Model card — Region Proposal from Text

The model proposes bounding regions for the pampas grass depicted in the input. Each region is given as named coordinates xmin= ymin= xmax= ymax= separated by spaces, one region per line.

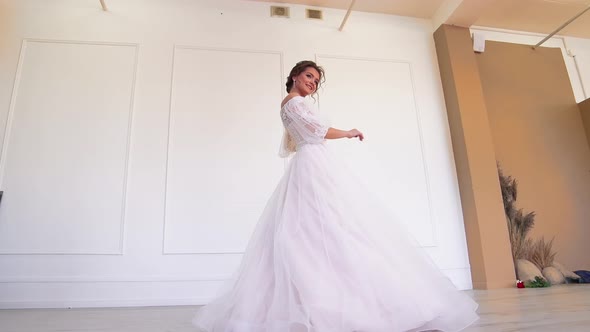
xmin=498 ymin=165 xmax=558 ymax=273
xmin=527 ymin=237 xmax=557 ymax=270
xmin=498 ymin=166 xmax=536 ymax=261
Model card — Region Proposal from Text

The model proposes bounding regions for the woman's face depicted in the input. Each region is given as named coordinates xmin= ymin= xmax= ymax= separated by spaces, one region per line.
xmin=293 ymin=67 xmax=320 ymax=96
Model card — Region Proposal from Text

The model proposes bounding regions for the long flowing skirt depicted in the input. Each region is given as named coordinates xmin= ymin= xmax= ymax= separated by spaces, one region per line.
xmin=193 ymin=143 xmax=479 ymax=332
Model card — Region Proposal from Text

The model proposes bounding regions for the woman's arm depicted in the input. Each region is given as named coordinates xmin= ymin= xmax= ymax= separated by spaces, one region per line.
xmin=325 ymin=127 xmax=364 ymax=141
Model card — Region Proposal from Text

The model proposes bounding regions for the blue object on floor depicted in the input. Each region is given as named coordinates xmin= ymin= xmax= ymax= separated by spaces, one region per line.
xmin=574 ymin=270 xmax=590 ymax=283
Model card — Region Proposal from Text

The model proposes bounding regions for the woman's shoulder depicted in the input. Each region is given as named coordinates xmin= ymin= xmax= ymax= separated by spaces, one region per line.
xmin=281 ymin=94 xmax=305 ymax=109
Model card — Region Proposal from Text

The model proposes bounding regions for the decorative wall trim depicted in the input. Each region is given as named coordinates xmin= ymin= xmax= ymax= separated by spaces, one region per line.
xmin=0 ymin=38 xmax=139 ymax=255
xmin=161 ymin=46 xmax=283 ymax=255
xmin=0 ymin=265 xmax=468 ymax=284
xmin=470 ymin=26 xmax=588 ymax=100
xmin=315 ymin=54 xmax=438 ymax=248
xmin=0 ymin=266 xmax=471 ymax=309
xmin=0 ymin=275 xmax=229 ymax=283
xmin=0 ymin=297 xmax=211 ymax=309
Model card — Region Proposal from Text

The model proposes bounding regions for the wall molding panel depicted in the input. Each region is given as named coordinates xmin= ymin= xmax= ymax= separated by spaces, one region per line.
xmin=0 ymin=39 xmax=139 ymax=255
xmin=316 ymin=54 xmax=438 ymax=247
xmin=0 ymin=0 xmax=487 ymax=307
xmin=162 ymin=46 xmax=284 ymax=255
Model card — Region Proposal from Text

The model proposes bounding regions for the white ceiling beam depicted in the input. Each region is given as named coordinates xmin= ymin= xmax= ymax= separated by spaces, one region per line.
xmin=432 ymin=0 xmax=497 ymax=31
xmin=338 ymin=0 xmax=356 ymax=31
xmin=432 ymin=0 xmax=465 ymax=30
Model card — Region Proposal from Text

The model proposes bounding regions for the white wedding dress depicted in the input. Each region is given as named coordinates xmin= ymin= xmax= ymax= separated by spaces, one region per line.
xmin=193 ymin=96 xmax=479 ymax=332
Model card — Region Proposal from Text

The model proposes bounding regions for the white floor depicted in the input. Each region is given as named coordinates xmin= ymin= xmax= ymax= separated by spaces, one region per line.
xmin=466 ymin=284 xmax=590 ymax=331
xmin=1 ymin=284 xmax=589 ymax=332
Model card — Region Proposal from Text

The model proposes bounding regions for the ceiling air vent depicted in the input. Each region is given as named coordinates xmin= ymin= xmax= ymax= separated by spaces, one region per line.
xmin=306 ymin=8 xmax=323 ymax=20
xmin=270 ymin=6 xmax=290 ymax=18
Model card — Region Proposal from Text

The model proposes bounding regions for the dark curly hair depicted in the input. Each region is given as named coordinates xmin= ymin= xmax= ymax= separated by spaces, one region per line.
xmin=286 ymin=60 xmax=325 ymax=95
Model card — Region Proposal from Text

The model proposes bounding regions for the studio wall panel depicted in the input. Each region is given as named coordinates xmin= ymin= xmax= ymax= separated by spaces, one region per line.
xmin=0 ymin=40 xmax=138 ymax=254
xmin=163 ymin=47 xmax=284 ymax=254
xmin=0 ymin=0 xmax=483 ymax=307
xmin=316 ymin=55 xmax=436 ymax=246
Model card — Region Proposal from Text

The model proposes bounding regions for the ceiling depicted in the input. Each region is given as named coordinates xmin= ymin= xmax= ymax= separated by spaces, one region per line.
xmin=248 ymin=0 xmax=590 ymax=38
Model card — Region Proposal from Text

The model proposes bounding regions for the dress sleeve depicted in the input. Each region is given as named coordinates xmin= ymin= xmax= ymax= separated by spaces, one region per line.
xmin=278 ymin=97 xmax=329 ymax=158
xmin=282 ymin=98 xmax=329 ymax=144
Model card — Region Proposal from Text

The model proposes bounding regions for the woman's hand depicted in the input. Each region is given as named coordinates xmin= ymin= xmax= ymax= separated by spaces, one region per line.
xmin=347 ymin=129 xmax=364 ymax=141
xmin=325 ymin=127 xmax=364 ymax=141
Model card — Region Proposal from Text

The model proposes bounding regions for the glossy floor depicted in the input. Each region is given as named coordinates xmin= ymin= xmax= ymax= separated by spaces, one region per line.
xmin=1 ymin=284 xmax=588 ymax=331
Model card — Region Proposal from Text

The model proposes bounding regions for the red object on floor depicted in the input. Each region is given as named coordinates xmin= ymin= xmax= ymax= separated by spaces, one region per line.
xmin=516 ymin=280 xmax=525 ymax=288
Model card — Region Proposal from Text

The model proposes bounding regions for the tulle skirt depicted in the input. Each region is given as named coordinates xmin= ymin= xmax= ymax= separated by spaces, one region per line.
xmin=193 ymin=143 xmax=478 ymax=332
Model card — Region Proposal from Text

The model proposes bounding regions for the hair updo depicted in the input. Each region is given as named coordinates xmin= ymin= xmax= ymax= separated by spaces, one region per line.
xmin=285 ymin=60 xmax=325 ymax=94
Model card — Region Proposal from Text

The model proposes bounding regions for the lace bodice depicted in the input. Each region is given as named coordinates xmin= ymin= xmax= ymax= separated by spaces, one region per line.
xmin=279 ymin=96 xmax=329 ymax=157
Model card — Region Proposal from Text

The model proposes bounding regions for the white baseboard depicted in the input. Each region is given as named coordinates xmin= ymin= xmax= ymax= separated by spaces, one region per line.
xmin=0 ymin=268 xmax=473 ymax=309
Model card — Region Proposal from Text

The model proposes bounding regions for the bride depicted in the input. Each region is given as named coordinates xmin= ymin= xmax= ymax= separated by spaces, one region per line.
xmin=193 ymin=60 xmax=479 ymax=332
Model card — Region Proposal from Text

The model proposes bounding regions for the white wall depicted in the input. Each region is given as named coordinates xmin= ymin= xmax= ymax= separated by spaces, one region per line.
xmin=470 ymin=26 xmax=590 ymax=102
xmin=565 ymin=36 xmax=590 ymax=101
xmin=0 ymin=0 xmax=473 ymax=308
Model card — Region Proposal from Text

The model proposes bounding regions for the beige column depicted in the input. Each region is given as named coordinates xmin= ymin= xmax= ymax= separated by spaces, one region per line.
xmin=433 ymin=25 xmax=515 ymax=289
